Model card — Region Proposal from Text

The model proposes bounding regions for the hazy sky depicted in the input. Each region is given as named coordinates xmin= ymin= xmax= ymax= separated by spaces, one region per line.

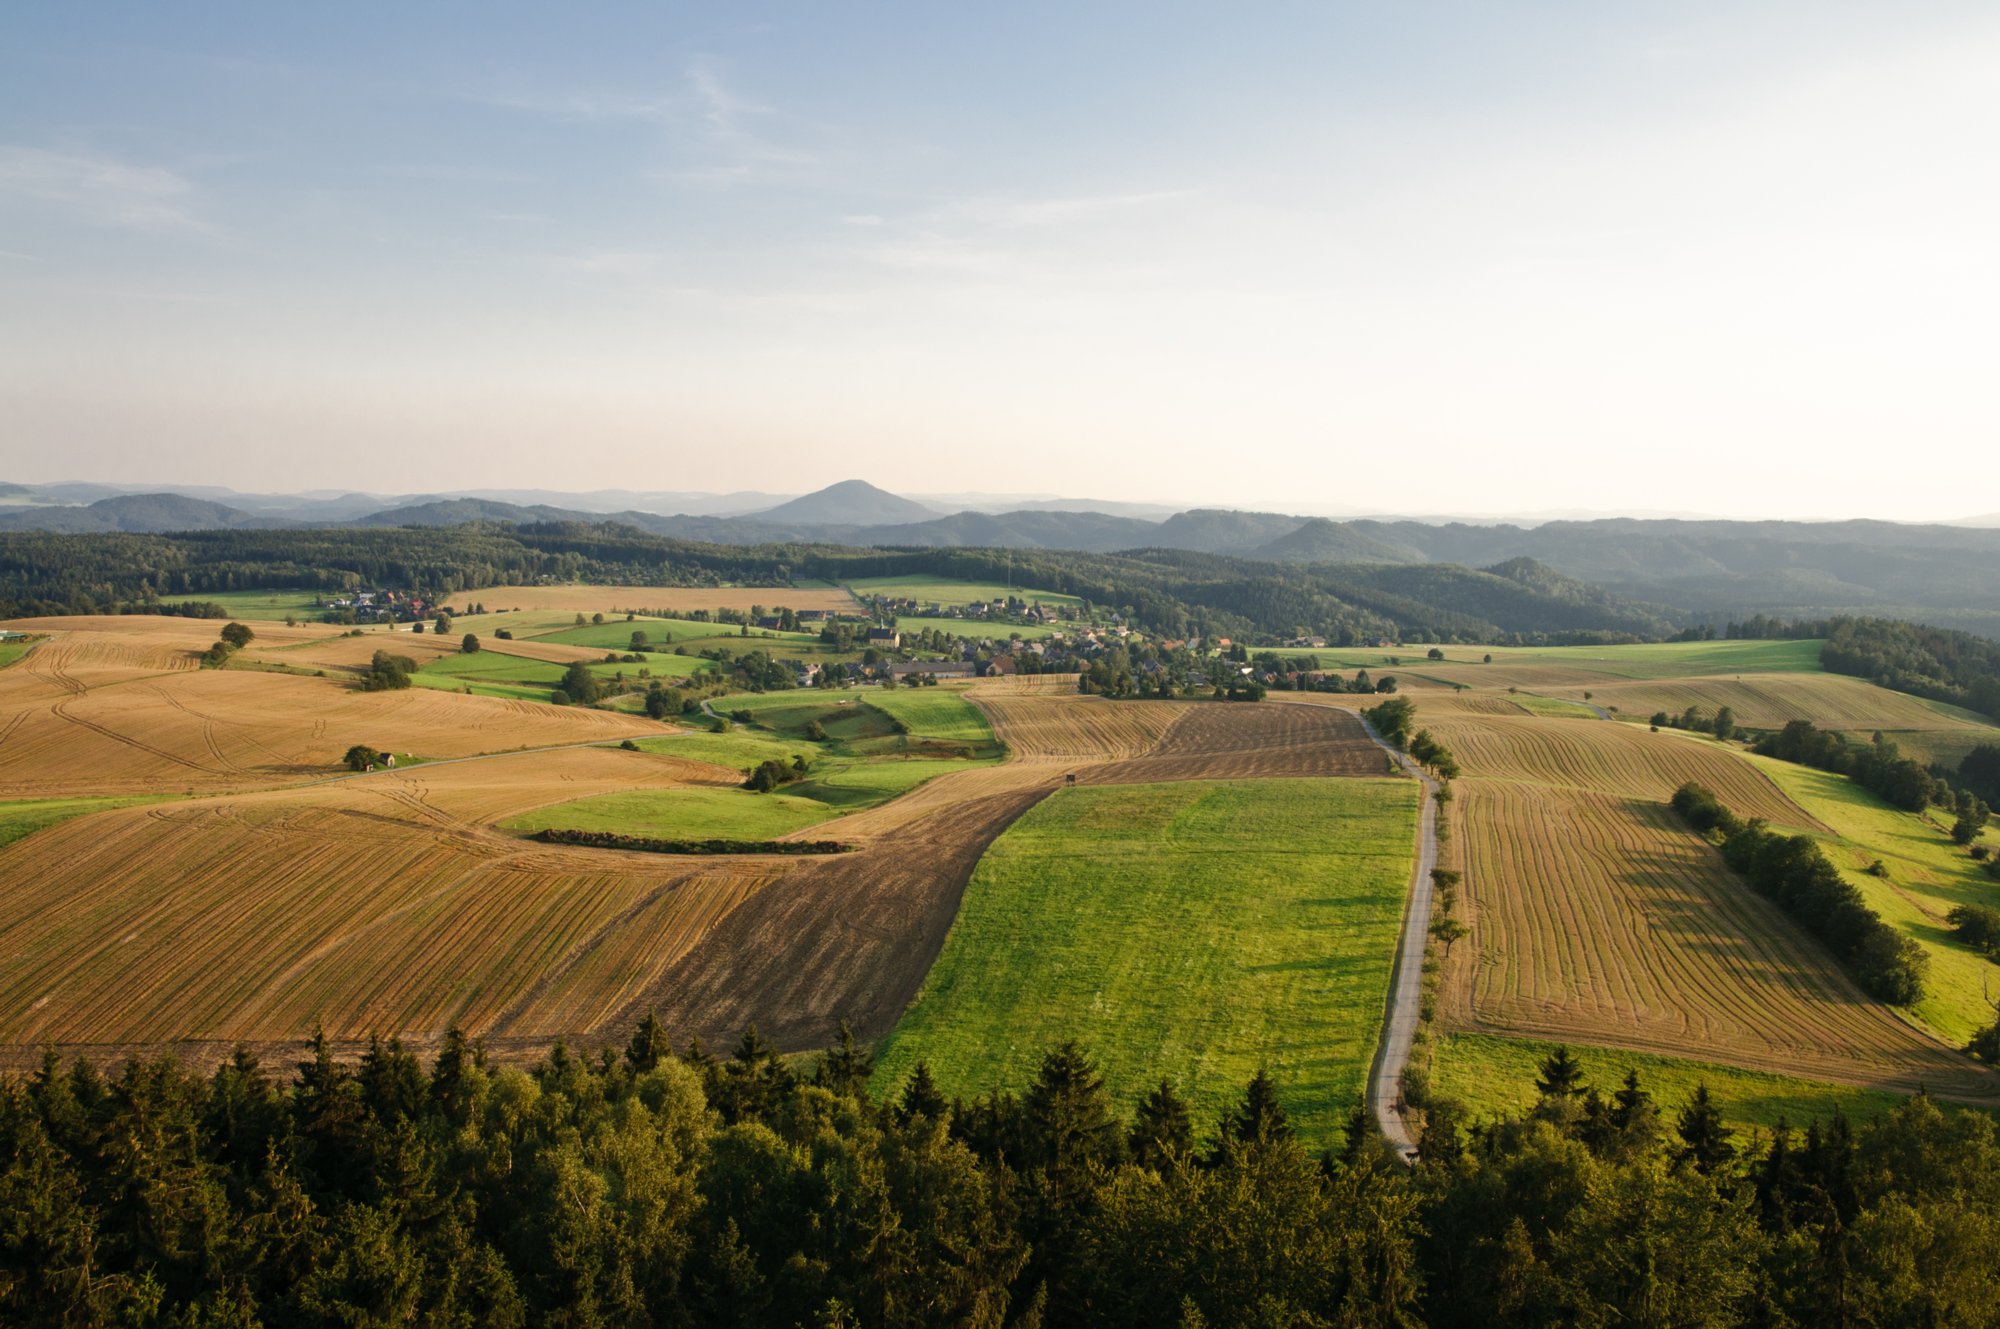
xmin=3 ymin=3 xmax=1995 ymax=519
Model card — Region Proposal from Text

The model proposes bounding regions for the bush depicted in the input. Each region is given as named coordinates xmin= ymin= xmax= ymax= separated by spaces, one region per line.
xmin=361 ymin=650 xmax=416 ymax=691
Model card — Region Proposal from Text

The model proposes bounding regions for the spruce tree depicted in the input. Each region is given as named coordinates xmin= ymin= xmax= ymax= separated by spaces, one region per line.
xmin=896 ymin=1061 xmax=948 ymax=1125
xmin=1220 ymin=1066 xmax=1292 ymax=1150
xmin=814 ymin=1021 xmax=873 ymax=1098
xmin=1129 ymin=1078 xmax=1194 ymax=1167
xmin=626 ymin=1011 xmax=671 ymax=1073
xmin=1535 ymin=1046 xmax=1585 ymax=1101
xmin=1675 ymin=1084 xmax=1737 ymax=1175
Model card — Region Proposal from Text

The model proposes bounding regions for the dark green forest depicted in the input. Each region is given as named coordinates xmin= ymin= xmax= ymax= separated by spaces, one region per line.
xmin=6 ymin=1029 xmax=2000 ymax=1327
xmin=0 ymin=523 xmax=1681 ymax=647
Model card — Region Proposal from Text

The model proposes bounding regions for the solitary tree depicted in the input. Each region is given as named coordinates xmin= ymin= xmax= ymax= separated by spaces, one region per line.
xmin=1430 ymin=916 xmax=1469 ymax=960
xmin=219 ymin=621 xmax=254 ymax=648
xmin=460 ymin=633 xmax=480 ymax=654
xmin=343 ymin=744 xmax=378 ymax=772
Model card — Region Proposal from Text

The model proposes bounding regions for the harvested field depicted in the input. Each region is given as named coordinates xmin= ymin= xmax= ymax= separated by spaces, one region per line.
xmin=0 ymin=655 xmax=660 ymax=798
xmin=1423 ymin=712 xmax=1811 ymax=826
xmin=1443 ymin=779 xmax=1991 ymax=1096
xmin=1083 ymin=701 xmax=1389 ymax=784
xmin=970 ymin=690 xmax=1188 ymax=763
xmin=1580 ymin=673 xmax=1993 ymax=734
xmin=468 ymin=584 xmax=854 ymax=615
xmin=0 ymin=748 xmax=771 ymax=1048
xmin=0 ymin=631 xmax=1424 ymax=1062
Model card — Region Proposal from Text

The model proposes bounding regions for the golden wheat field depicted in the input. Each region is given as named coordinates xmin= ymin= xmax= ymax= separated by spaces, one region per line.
xmin=1422 ymin=712 xmax=1811 ymax=825
xmin=1415 ymin=695 xmax=2000 ymax=1098
xmin=1571 ymin=673 xmax=1981 ymax=732
xmin=0 ymin=747 xmax=771 ymax=1048
xmin=0 ymin=620 xmax=661 ymax=798
xmin=1443 ymin=779 xmax=1988 ymax=1094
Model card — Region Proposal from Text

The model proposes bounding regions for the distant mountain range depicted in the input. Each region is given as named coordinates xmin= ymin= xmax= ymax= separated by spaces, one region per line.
xmin=5 ymin=477 xmax=2000 ymax=637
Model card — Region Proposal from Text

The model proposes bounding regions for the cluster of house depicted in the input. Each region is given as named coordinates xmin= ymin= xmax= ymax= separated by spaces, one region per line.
xmin=866 ymin=594 xmax=1068 ymax=626
xmin=323 ymin=589 xmax=434 ymax=622
xmin=749 ymin=609 xmax=837 ymax=630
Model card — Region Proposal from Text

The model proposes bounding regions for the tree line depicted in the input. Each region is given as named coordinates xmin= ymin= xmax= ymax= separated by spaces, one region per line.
xmin=10 ymin=1024 xmax=2000 ymax=1326
xmin=1670 ymin=783 xmax=1929 ymax=1005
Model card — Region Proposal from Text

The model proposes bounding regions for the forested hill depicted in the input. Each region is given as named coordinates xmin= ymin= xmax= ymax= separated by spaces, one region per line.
xmin=0 ymin=524 xmax=1681 ymax=646
xmin=5 ymin=485 xmax=1997 ymax=634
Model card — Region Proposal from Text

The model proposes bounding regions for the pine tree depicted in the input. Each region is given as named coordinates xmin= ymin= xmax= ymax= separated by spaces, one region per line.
xmin=1220 ymin=1066 xmax=1292 ymax=1150
xmin=1021 ymin=1042 xmax=1123 ymax=1179
xmin=1675 ymin=1084 xmax=1737 ymax=1175
xmin=1129 ymin=1078 xmax=1193 ymax=1167
xmin=626 ymin=1011 xmax=671 ymax=1072
xmin=814 ymin=1020 xmax=873 ymax=1098
xmin=896 ymin=1061 xmax=948 ymax=1125
xmin=1535 ymin=1046 xmax=1585 ymax=1101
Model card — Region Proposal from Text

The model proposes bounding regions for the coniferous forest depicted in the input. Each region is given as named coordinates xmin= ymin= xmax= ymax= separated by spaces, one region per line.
xmin=6 ymin=1026 xmax=1999 ymax=1327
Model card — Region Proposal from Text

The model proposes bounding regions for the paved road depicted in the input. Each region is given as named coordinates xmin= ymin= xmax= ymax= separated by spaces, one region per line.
xmin=1358 ymin=715 xmax=1441 ymax=1162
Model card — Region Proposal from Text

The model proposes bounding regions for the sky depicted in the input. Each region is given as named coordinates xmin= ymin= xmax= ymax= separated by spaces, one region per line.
xmin=2 ymin=2 xmax=1996 ymax=520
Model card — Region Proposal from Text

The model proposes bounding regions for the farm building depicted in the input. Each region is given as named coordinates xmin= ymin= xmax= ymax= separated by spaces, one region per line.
xmin=888 ymin=660 xmax=977 ymax=680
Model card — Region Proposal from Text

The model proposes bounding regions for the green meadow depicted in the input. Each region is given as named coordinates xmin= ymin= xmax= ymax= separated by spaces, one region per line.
xmin=891 ymin=615 xmax=1067 ymax=641
xmin=875 ymin=777 xmax=1419 ymax=1148
xmin=506 ymin=755 xmax=982 ymax=840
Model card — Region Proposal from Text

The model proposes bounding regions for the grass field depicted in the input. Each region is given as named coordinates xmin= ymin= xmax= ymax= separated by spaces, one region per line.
xmin=890 ymin=615 xmax=1067 ymax=641
xmin=176 ymin=589 xmax=330 ymax=620
xmin=843 ymin=574 xmax=1084 ymax=610
xmin=864 ymin=688 xmax=1000 ymax=748
xmin=1746 ymin=753 xmax=2000 ymax=1046
xmin=1509 ymin=693 xmax=1602 ymax=720
xmin=465 ymin=584 xmax=852 ymax=616
xmin=504 ymin=757 xmax=983 ymax=841
xmin=0 ymin=637 xmax=36 ymax=669
xmin=537 ymin=619 xmax=825 ymax=651
xmin=1432 ymin=1032 xmax=1931 ymax=1132
xmin=874 ymin=777 xmax=1419 ymax=1147
xmin=0 ymin=794 xmax=176 ymax=851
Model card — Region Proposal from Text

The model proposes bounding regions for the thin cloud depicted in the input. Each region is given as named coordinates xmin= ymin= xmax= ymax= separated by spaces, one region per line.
xmin=0 ymin=146 xmax=207 ymax=234
xmin=473 ymin=58 xmax=825 ymax=188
